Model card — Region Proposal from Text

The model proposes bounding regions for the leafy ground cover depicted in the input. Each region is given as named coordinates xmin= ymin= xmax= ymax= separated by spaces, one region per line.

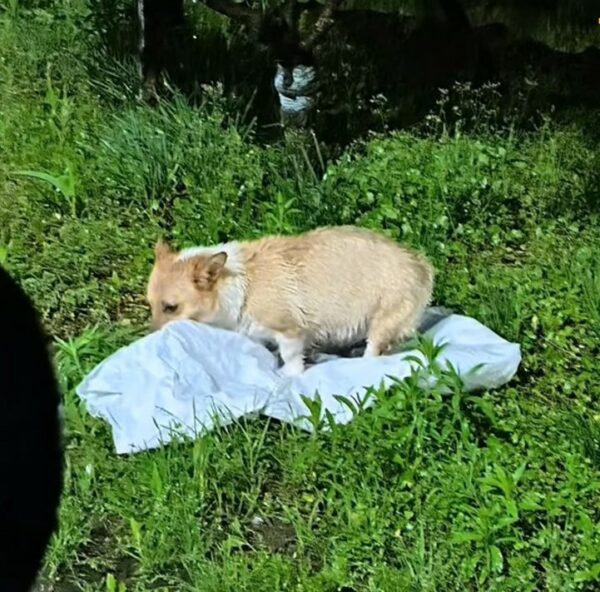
xmin=1 ymin=3 xmax=599 ymax=591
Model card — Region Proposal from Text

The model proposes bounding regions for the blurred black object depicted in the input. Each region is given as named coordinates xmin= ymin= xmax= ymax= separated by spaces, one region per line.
xmin=0 ymin=266 xmax=63 ymax=592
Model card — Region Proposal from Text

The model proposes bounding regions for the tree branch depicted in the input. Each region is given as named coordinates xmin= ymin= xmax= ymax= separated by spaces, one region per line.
xmin=301 ymin=0 xmax=343 ymax=50
xmin=202 ymin=0 xmax=259 ymax=21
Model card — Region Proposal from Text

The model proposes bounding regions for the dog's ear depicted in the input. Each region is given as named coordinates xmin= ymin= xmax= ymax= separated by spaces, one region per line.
xmin=192 ymin=252 xmax=228 ymax=289
xmin=155 ymin=239 xmax=173 ymax=260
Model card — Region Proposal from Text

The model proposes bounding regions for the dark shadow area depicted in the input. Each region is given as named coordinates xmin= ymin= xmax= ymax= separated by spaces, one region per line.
xmin=90 ymin=2 xmax=600 ymax=149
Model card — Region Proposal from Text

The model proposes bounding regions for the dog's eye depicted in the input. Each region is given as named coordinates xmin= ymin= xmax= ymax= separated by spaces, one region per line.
xmin=162 ymin=303 xmax=178 ymax=314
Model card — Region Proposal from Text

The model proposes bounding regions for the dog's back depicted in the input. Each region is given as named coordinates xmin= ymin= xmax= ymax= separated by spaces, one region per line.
xmin=148 ymin=225 xmax=434 ymax=374
xmin=243 ymin=226 xmax=434 ymax=349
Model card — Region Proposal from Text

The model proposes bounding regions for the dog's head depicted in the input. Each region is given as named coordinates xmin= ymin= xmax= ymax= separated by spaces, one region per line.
xmin=147 ymin=240 xmax=228 ymax=330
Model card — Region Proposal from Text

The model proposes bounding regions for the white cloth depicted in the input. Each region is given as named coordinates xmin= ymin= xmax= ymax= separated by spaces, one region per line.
xmin=274 ymin=64 xmax=316 ymax=115
xmin=76 ymin=314 xmax=521 ymax=454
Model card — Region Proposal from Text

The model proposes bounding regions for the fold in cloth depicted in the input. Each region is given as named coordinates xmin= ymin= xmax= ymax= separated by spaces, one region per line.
xmin=76 ymin=311 xmax=521 ymax=454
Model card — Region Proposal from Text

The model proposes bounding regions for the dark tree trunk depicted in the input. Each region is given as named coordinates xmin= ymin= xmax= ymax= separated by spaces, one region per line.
xmin=138 ymin=0 xmax=185 ymax=101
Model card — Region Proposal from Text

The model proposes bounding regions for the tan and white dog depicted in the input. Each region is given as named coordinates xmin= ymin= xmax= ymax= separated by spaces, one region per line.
xmin=147 ymin=226 xmax=434 ymax=376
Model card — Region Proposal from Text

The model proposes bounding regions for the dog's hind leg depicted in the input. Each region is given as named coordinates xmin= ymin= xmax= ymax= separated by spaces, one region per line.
xmin=365 ymin=300 xmax=425 ymax=357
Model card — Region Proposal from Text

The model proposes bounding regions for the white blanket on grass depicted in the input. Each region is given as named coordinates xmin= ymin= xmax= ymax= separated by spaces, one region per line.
xmin=76 ymin=313 xmax=521 ymax=454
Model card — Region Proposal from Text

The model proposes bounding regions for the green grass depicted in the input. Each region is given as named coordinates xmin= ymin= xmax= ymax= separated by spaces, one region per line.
xmin=2 ymin=2 xmax=600 ymax=591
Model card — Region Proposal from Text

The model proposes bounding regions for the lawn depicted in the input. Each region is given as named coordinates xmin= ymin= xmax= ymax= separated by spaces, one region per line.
xmin=1 ymin=3 xmax=600 ymax=591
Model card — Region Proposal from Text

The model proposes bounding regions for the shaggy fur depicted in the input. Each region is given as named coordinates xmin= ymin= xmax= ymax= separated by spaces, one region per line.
xmin=0 ymin=266 xmax=62 ymax=591
xmin=147 ymin=226 xmax=434 ymax=375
